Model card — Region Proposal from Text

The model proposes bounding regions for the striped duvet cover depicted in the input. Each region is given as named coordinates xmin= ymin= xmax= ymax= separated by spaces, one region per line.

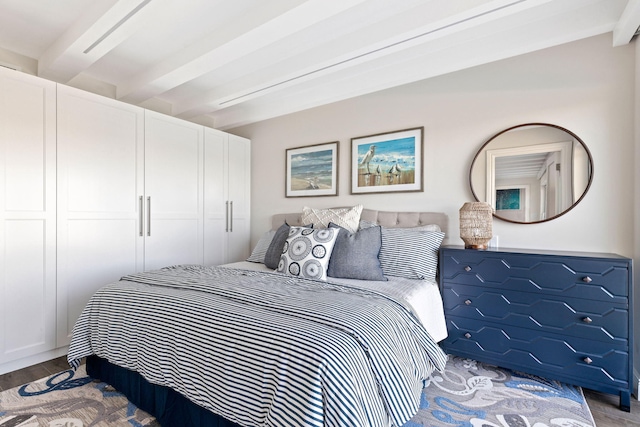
xmin=68 ymin=265 xmax=447 ymax=427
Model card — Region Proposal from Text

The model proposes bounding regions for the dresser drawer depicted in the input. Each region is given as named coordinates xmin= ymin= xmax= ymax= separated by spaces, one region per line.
xmin=442 ymin=284 xmax=628 ymax=344
xmin=442 ymin=315 xmax=629 ymax=390
xmin=441 ymin=250 xmax=629 ymax=304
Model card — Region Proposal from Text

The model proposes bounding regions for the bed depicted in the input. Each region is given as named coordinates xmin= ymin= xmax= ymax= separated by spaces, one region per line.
xmin=68 ymin=207 xmax=449 ymax=427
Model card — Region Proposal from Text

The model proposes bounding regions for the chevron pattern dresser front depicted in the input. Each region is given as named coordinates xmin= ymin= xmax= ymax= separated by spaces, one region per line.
xmin=439 ymin=245 xmax=633 ymax=412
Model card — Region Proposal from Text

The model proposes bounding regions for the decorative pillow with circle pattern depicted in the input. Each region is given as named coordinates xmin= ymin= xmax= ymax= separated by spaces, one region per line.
xmin=277 ymin=226 xmax=339 ymax=281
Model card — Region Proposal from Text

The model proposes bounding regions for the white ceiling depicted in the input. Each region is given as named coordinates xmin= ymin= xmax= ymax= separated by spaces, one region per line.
xmin=1 ymin=0 xmax=638 ymax=130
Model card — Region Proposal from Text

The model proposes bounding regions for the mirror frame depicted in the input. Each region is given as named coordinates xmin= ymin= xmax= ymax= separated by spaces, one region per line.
xmin=469 ymin=123 xmax=594 ymax=224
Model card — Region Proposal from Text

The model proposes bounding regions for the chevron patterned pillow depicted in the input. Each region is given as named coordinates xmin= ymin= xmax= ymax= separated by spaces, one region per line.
xmin=301 ymin=205 xmax=363 ymax=234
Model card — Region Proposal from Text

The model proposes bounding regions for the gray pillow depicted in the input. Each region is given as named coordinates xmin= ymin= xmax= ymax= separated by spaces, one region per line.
xmin=327 ymin=223 xmax=386 ymax=281
xmin=264 ymin=223 xmax=291 ymax=269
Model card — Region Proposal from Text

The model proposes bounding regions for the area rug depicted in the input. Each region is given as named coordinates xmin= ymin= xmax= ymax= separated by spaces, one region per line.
xmin=407 ymin=355 xmax=595 ymax=427
xmin=0 ymin=365 xmax=158 ymax=427
xmin=0 ymin=355 xmax=595 ymax=427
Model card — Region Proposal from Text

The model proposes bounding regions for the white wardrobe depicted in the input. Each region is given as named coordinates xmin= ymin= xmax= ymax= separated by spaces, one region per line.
xmin=204 ymin=128 xmax=251 ymax=266
xmin=0 ymin=67 xmax=57 ymax=371
xmin=0 ymin=67 xmax=250 ymax=373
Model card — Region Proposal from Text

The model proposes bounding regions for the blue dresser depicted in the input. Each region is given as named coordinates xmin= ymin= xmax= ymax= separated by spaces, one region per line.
xmin=439 ymin=245 xmax=633 ymax=411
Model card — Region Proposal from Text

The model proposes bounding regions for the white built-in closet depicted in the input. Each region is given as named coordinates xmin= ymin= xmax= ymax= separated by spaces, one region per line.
xmin=0 ymin=66 xmax=250 ymax=373
xmin=0 ymin=67 xmax=57 ymax=371
xmin=204 ymin=128 xmax=251 ymax=266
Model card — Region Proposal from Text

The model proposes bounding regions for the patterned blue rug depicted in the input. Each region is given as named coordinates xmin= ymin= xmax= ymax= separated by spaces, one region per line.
xmin=410 ymin=355 xmax=595 ymax=427
xmin=0 ymin=355 xmax=594 ymax=427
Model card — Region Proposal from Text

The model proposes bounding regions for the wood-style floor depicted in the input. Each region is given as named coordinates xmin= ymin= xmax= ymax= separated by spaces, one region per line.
xmin=1 ymin=357 xmax=640 ymax=426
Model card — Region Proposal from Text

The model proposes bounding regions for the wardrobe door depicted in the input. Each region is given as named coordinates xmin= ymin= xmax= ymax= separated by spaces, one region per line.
xmin=226 ymin=134 xmax=251 ymax=263
xmin=203 ymin=128 xmax=228 ymax=266
xmin=57 ymin=85 xmax=144 ymax=346
xmin=203 ymin=129 xmax=251 ymax=266
xmin=0 ymin=68 xmax=57 ymax=364
xmin=144 ymin=111 xmax=203 ymax=271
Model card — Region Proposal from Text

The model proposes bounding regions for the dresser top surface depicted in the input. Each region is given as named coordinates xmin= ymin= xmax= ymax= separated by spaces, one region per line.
xmin=442 ymin=245 xmax=631 ymax=261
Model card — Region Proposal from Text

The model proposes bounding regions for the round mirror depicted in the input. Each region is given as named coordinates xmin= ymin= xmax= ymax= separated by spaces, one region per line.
xmin=469 ymin=123 xmax=593 ymax=224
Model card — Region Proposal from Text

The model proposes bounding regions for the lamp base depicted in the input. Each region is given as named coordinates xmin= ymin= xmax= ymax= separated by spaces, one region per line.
xmin=464 ymin=244 xmax=488 ymax=250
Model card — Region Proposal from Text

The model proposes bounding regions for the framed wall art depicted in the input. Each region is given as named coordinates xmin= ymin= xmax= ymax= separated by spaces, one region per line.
xmin=286 ymin=141 xmax=339 ymax=197
xmin=496 ymin=188 xmax=522 ymax=210
xmin=351 ymin=127 xmax=423 ymax=194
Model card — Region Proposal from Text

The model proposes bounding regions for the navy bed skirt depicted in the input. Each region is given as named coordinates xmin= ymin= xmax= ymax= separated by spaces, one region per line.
xmin=86 ymin=355 xmax=241 ymax=427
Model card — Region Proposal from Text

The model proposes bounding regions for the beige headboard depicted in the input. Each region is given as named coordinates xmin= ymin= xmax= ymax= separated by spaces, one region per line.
xmin=272 ymin=208 xmax=448 ymax=232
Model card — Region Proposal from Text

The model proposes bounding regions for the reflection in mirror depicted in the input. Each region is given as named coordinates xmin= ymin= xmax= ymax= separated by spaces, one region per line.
xmin=469 ymin=123 xmax=593 ymax=224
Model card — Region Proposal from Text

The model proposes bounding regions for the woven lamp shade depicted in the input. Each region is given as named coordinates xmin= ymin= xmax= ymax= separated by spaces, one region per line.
xmin=459 ymin=202 xmax=493 ymax=249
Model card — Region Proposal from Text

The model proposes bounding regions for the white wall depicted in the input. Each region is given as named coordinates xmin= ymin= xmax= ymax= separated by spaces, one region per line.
xmin=233 ymin=31 xmax=639 ymax=387
xmin=0 ymin=46 xmax=37 ymax=74
xmin=0 ymin=47 xmax=176 ymax=117
xmin=233 ymin=33 xmax=635 ymax=257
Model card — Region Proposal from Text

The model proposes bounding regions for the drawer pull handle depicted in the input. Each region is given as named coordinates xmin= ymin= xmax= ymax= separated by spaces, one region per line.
xmin=464 ymin=299 xmax=472 ymax=306
xmin=464 ymin=266 xmax=472 ymax=272
xmin=583 ymin=357 xmax=593 ymax=364
xmin=582 ymin=276 xmax=593 ymax=283
xmin=464 ymin=332 xmax=472 ymax=339
xmin=583 ymin=317 xmax=593 ymax=324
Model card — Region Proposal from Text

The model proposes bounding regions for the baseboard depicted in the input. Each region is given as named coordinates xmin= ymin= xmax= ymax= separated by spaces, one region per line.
xmin=0 ymin=346 xmax=68 ymax=376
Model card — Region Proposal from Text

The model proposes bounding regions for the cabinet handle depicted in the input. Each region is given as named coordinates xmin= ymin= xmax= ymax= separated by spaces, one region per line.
xmin=464 ymin=299 xmax=472 ymax=306
xmin=464 ymin=332 xmax=472 ymax=339
xmin=225 ymin=201 xmax=229 ymax=232
xmin=147 ymin=197 xmax=151 ymax=236
xmin=464 ymin=266 xmax=472 ymax=272
xmin=229 ymin=201 xmax=233 ymax=232
xmin=139 ymin=196 xmax=144 ymax=236
xmin=582 ymin=276 xmax=593 ymax=283
xmin=583 ymin=357 xmax=593 ymax=364
xmin=582 ymin=317 xmax=593 ymax=324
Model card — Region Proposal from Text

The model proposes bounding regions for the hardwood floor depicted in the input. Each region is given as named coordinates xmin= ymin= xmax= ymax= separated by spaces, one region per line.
xmin=582 ymin=389 xmax=640 ymax=426
xmin=1 ymin=357 xmax=640 ymax=426
xmin=0 ymin=356 xmax=72 ymax=392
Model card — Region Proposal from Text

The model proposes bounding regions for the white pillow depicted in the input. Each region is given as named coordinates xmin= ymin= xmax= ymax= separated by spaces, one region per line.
xmin=301 ymin=205 xmax=363 ymax=234
xmin=276 ymin=226 xmax=339 ymax=280
xmin=246 ymin=230 xmax=276 ymax=263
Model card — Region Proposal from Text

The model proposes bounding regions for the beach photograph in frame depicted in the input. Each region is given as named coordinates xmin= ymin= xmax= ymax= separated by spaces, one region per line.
xmin=286 ymin=141 xmax=339 ymax=197
xmin=351 ymin=127 xmax=423 ymax=194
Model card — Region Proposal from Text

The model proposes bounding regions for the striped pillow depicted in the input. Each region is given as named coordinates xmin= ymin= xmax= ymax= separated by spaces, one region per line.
xmin=246 ymin=230 xmax=276 ymax=263
xmin=379 ymin=228 xmax=445 ymax=281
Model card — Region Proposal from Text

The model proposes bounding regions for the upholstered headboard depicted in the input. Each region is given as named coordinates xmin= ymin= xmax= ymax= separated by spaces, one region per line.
xmin=272 ymin=208 xmax=448 ymax=232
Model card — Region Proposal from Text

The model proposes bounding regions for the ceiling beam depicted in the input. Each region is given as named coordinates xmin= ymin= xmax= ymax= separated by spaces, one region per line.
xmin=612 ymin=0 xmax=640 ymax=46
xmin=174 ymin=0 xmax=556 ymax=119
xmin=38 ymin=0 xmax=159 ymax=83
xmin=211 ymin=1 xmax=623 ymax=129
xmin=115 ymin=0 xmax=366 ymax=104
